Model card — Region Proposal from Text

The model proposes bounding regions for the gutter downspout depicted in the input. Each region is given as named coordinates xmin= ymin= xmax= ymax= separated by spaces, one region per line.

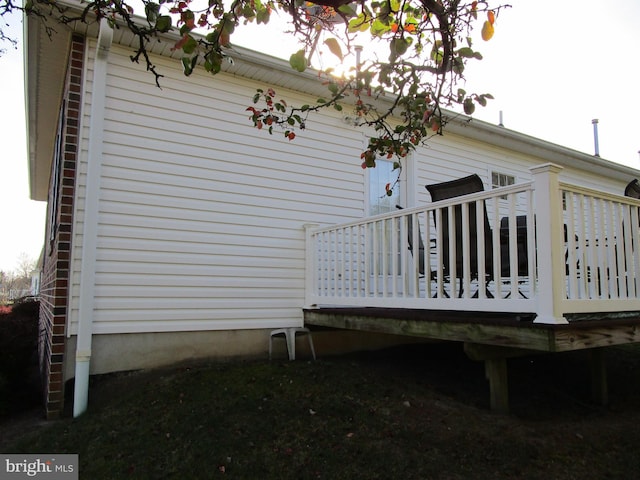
xmin=73 ymin=19 xmax=113 ymax=417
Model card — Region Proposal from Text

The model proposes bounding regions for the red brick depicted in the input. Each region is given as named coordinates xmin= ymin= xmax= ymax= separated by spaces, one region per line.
xmin=39 ymin=34 xmax=85 ymax=420
xmin=49 ymin=363 xmax=63 ymax=374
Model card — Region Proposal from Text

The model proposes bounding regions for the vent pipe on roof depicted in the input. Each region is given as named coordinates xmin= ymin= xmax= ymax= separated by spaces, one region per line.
xmin=354 ymin=45 xmax=363 ymax=83
xmin=355 ymin=45 xmax=363 ymax=67
xmin=592 ymin=119 xmax=600 ymax=157
xmin=499 ymin=111 xmax=504 ymax=127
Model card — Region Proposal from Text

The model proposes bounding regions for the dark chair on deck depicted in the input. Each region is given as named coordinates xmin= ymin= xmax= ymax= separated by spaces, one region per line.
xmin=425 ymin=174 xmax=494 ymax=297
xmin=499 ymin=216 xmax=529 ymax=277
xmin=396 ymin=205 xmax=425 ymax=276
xmin=624 ymin=179 xmax=640 ymax=199
xmin=621 ymin=179 xmax=640 ymax=284
xmin=499 ymin=215 xmax=531 ymax=297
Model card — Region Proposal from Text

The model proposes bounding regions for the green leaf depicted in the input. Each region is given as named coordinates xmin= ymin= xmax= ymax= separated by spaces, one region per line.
xmin=242 ymin=4 xmax=255 ymax=18
xmin=338 ymin=3 xmax=357 ymax=17
xmin=221 ymin=18 xmax=235 ymax=34
xmin=155 ymin=15 xmax=172 ymax=33
xmin=145 ymin=2 xmax=160 ymax=23
xmin=204 ymin=52 xmax=222 ymax=74
xmin=371 ymin=19 xmax=390 ymax=36
xmin=182 ymin=35 xmax=198 ymax=55
xmin=457 ymin=47 xmax=474 ymax=58
xmin=323 ymin=38 xmax=343 ymax=61
xmin=256 ymin=7 xmax=270 ymax=24
xmin=348 ymin=14 xmax=370 ymax=33
xmin=430 ymin=47 xmax=443 ymax=66
xmin=463 ymin=98 xmax=475 ymax=115
xmin=182 ymin=56 xmax=197 ymax=76
xmin=452 ymin=57 xmax=464 ymax=75
xmin=333 ymin=104 xmax=343 ymax=111
xmin=289 ymin=50 xmax=307 ymax=72
xmin=391 ymin=38 xmax=409 ymax=57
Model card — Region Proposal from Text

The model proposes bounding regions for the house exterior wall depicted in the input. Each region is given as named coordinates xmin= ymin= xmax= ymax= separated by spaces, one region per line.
xmin=38 ymin=34 xmax=85 ymax=419
xmin=415 ymin=131 xmax=625 ymax=204
xmin=62 ymin=41 xmax=372 ymax=383
xmin=56 ymin=36 xmax=632 ymax=410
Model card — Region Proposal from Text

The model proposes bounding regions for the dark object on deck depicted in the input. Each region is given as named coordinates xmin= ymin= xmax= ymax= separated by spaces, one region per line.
xmin=425 ymin=174 xmax=493 ymax=296
xmin=396 ymin=205 xmax=425 ymax=275
xmin=499 ymin=215 xmax=529 ymax=277
xmin=624 ymin=178 xmax=640 ymax=199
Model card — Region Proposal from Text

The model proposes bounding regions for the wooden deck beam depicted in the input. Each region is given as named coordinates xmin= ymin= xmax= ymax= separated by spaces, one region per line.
xmin=304 ymin=308 xmax=640 ymax=353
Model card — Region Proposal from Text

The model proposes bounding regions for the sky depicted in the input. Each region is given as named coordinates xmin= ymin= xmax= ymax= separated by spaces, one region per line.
xmin=0 ymin=0 xmax=639 ymax=272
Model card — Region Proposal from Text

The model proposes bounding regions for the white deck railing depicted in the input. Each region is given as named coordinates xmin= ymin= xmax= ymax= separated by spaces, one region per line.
xmin=305 ymin=164 xmax=640 ymax=324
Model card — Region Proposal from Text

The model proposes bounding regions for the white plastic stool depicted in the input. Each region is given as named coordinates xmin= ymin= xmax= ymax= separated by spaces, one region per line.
xmin=269 ymin=327 xmax=316 ymax=361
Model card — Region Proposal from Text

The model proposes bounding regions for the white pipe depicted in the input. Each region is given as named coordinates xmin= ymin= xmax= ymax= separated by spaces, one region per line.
xmin=73 ymin=19 xmax=112 ymax=418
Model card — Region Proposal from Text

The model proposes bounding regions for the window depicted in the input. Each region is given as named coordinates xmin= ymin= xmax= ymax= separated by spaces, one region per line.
xmin=491 ymin=171 xmax=515 ymax=190
xmin=49 ymin=101 xmax=66 ymax=246
xmin=368 ymin=158 xmax=402 ymax=216
xmin=491 ymin=171 xmax=515 ymax=200
xmin=367 ymin=158 xmax=404 ymax=275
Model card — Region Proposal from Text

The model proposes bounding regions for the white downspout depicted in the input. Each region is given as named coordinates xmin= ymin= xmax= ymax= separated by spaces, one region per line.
xmin=73 ymin=19 xmax=113 ymax=417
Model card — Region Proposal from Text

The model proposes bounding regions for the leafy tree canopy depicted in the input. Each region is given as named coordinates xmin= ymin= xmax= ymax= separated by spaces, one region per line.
xmin=4 ymin=0 xmax=508 ymax=167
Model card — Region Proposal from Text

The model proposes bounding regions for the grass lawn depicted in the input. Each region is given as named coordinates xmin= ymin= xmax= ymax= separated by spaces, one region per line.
xmin=4 ymin=342 xmax=640 ymax=479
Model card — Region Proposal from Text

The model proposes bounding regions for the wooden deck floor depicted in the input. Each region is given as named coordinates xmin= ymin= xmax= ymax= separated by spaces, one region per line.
xmin=303 ymin=307 xmax=640 ymax=413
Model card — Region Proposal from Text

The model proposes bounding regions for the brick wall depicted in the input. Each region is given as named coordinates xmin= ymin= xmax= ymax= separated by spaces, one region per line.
xmin=38 ymin=34 xmax=85 ymax=419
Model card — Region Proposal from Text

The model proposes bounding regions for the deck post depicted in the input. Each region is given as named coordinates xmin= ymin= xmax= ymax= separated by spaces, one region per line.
xmin=531 ymin=164 xmax=569 ymax=324
xmin=304 ymin=224 xmax=319 ymax=308
xmin=590 ymin=347 xmax=608 ymax=405
xmin=464 ymin=343 xmax=514 ymax=414
xmin=485 ymin=358 xmax=509 ymax=414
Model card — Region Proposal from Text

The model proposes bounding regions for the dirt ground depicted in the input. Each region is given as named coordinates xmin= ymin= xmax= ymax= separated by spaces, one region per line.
xmin=3 ymin=342 xmax=640 ymax=479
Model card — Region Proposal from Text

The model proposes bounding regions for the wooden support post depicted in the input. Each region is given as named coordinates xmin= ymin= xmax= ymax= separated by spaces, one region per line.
xmin=590 ymin=347 xmax=608 ymax=405
xmin=485 ymin=358 xmax=509 ymax=414
xmin=464 ymin=343 xmax=525 ymax=414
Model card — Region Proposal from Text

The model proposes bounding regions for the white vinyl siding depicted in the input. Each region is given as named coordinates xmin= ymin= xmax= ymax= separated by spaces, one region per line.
xmin=416 ymin=130 xmax=625 ymax=200
xmin=68 ymin=42 xmax=365 ymax=335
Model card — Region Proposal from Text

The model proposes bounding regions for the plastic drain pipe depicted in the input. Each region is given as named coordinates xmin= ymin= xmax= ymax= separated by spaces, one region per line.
xmin=73 ymin=19 xmax=112 ymax=417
